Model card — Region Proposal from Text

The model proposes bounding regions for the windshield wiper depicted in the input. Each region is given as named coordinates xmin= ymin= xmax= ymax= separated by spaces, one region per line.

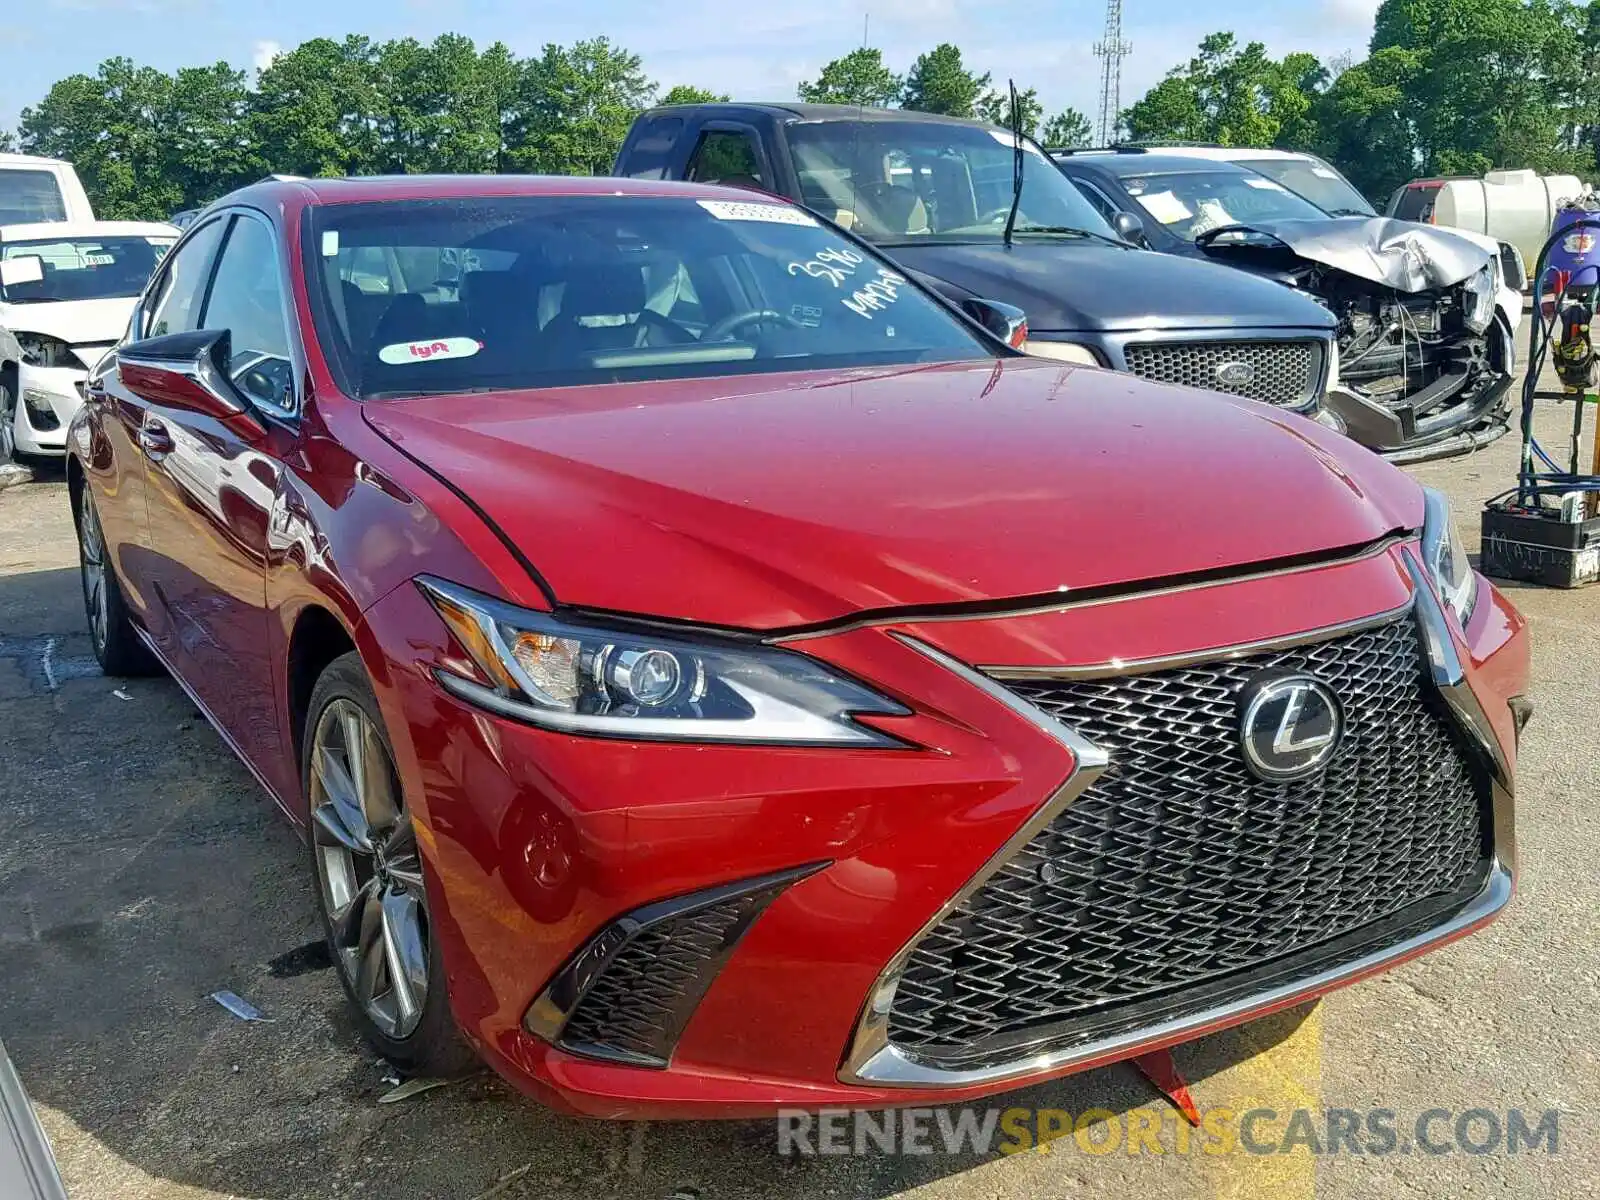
xmin=1325 ymin=207 xmax=1369 ymax=217
xmin=1012 ymin=224 xmax=1125 ymax=247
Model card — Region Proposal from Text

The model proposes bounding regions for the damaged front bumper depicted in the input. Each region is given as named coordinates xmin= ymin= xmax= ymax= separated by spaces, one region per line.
xmin=1323 ymin=311 xmax=1515 ymax=462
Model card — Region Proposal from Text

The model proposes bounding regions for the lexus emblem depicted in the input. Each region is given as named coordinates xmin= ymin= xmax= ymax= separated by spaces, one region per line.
xmin=1237 ymin=673 xmax=1343 ymax=781
xmin=1214 ymin=360 xmax=1256 ymax=387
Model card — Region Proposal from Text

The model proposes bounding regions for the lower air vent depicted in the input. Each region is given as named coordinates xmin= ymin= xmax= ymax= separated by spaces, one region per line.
xmin=526 ymin=864 xmax=823 ymax=1068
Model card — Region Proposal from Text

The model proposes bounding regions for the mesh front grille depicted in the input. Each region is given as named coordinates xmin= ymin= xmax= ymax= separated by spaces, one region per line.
xmin=887 ymin=617 xmax=1488 ymax=1058
xmin=559 ymin=894 xmax=758 ymax=1064
xmin=1124 ymin=340 xmax=1318 ymax=406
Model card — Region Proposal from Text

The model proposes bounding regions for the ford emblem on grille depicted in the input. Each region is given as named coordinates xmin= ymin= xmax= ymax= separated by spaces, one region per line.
xmin=1214 ymin=360 xmax=1256 ymax=387
xmin=1238 ymin=673 xmax=1343 ymax=780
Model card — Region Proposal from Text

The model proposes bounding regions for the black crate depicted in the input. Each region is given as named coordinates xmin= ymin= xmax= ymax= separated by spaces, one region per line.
xmin=1481 ymin=505 xmax=1600 ymax=588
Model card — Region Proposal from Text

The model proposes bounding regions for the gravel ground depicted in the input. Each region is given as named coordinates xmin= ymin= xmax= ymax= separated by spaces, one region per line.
xmin=0 ymin=342 xmax=1594 ymax=1198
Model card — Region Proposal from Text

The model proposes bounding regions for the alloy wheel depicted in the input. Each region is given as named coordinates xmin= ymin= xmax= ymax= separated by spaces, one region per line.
xmin=78 ymin=492 xmax=109 ymax=654
xmin=309 ymin=698 xmax=430 ymax=1039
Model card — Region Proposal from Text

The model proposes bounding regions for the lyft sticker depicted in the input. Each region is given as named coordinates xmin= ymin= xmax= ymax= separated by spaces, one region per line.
xmin=378 ymin=337 xmax=482 ymax=364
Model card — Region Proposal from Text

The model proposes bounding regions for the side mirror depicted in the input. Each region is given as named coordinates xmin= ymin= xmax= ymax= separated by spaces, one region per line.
xmin=116 ymin=330 xmax=266 ymax=441
xmin=1112 ymin=211 xmax=1148 ymax=246
xmin=960 ymin=297 xmax=1029 ymax=349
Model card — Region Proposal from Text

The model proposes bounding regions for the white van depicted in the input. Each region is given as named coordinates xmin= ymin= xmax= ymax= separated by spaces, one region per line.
xmin=0 ymin=155 xmax=95 ymax=225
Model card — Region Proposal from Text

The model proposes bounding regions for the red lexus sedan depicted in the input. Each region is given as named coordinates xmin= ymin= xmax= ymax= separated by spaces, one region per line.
xmin=67 ymin=175 xmax=1529 ymax=1119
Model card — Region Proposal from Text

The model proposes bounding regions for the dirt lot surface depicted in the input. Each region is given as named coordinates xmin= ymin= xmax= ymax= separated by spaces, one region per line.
xmin=1 ymin=352 xmax=1596 ymax=1198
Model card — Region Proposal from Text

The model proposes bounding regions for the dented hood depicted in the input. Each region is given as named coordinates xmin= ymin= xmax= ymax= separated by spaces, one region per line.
xmin=1198 ymin=216 xmax=1495 ymax=292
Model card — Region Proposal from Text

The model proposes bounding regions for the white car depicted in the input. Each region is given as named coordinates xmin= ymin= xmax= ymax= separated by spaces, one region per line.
xmin=1125 ymin=146 xmax=1527 ymax=322
xmin=1 ymin=220 xmax=177 ymax=459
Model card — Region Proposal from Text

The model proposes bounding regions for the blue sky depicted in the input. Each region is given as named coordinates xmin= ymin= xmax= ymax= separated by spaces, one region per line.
xmin=0 ymin=0 xmax=1381 ymax=137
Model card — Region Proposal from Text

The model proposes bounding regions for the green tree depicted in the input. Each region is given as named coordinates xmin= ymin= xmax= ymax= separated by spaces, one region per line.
xmin=660 ymin=84 xmax=729 ymax=105
xmin=20 ymin=58 xmax=182 ymax=218
xmin=507 ymin=37 xmax=656 ymax=175
xmin=1310 ymin=49 xmax=1420 ymax=200
xmin=901 ymin=44 xmax=990 ymax=117
xmin=248 ymin=36 xmax=384 ymax=177
xmin=0 ymin=130 xmax=14 ymax=153
xmin=1040 ymin=107 xmax=1094 ymax=147
xmin=976 ymin=85 xmax=1044 ymax=136
xmin=798 ymin=48 xmax=902 ymax=107
xmin=1124 ymin=33 xmax=1323 ymax=148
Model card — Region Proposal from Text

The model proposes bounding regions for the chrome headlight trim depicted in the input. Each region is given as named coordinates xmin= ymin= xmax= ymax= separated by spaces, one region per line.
xmin=416 ymin=576 xmax=910 ymax=746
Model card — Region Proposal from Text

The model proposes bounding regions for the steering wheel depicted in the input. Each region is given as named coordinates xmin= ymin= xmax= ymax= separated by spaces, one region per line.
xmin=700 ymin=308 xmax=805 ymax=342
xmin=974 ymin=206 xmax=1017 ymax=225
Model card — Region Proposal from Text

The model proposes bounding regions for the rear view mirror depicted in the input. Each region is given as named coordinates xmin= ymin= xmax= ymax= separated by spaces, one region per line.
xmin=960 ymin=297 xmax=1029 ymax=349
xmin=115 ymin=329 xmax=266 ymax=441
xmin=1112 ymin=211 xmax=1148 ymax=246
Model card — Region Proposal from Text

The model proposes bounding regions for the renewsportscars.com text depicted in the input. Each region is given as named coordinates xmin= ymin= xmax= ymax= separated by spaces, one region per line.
xmin=776 ymin=1106 xmax=1560 ymax=1158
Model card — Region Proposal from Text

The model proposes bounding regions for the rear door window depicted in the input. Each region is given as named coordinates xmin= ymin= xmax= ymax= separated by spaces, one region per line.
xmin=617 ymin=116 xmax=685 ymax=180
xmin=0 ymin=169 xmax=68 ymax=224
xmin=1392 ymin=185 xmax=1439 ymax=222
xmin=686 ymin=130 xmax=767 ymax=189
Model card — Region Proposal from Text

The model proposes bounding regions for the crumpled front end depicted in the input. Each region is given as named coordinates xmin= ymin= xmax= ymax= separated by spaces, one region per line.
xmin=1199 ymin=217 xmax=1515 ymax=461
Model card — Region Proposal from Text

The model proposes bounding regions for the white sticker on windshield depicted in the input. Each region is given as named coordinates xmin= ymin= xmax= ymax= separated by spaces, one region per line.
xmin=1137 ymin=191 xmax=1193 ymax=224
xmin=1245 ymin=177 xmax=1288 ymax=191
xmin=378 ymin=336 xmax=482 ymax=365
xmin=698 ymin=200 xmax=816 ymax=225
xmin=321 ymin=230 xmax=340 ymax=257
xmin=0 ymin=256 xmax=44 ymax=286
xmin=84 ymin=253 xmax=115 ymax=266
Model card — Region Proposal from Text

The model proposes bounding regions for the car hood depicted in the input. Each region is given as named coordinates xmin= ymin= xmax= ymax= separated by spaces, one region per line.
xmin=364 ymin=359 xmax=1420 ymax=630
xmin=876 ymin=240 xmax=1336 ymax=334
xmin=1197 ymin=217 xmax=1495 ymax=291
xmin=0 ymin=296 xmax=134 ymax=355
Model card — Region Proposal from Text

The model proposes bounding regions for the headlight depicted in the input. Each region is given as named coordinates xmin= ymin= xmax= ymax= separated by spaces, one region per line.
xmin=417 ymin=576 xmax=910 ymax=745
xmin=1024 ymin=340 xmax=1102 ymax=365
xmin=15 ymin=332 xmax=74 ymax=368
xmin=1462 ymin=264 xmax=1495 ymax=334
xmin=1420 ymin=487 xmax=1478 ymax=625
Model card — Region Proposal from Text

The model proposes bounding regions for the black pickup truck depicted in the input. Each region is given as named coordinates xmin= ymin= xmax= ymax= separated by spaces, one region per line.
xmin=613 ymin=103 xmax=1342 ymax=423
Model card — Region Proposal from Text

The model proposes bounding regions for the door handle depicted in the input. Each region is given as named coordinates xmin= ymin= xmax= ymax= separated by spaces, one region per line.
xmin=138 ymin=419 xmax=174 ymax=459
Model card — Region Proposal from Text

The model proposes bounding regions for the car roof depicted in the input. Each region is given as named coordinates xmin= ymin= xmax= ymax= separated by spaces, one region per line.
xmin=1058 ymin=153 xmax=1261 ymax=179
xmin=643 ymin=101 xmax=1003 ymax=130
xmin=213 ymin=174 xmax=808 ymax=210
xmin=0 ymin=219 xmax=180 ymax=241
xmin=0 ymin=153 xmax=73 ymax=170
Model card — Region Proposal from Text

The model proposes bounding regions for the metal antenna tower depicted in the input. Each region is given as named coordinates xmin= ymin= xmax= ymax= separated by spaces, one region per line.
xmin=1093 ymin=0 xmax=1132 ymax=145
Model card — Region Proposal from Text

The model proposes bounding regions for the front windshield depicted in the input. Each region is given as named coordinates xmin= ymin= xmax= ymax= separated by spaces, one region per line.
xmin=1119 ymin=170 xmax=1328 ymax=240
xmin=307 ymin=195 xmax=992 ymax=399
xmin=1232 ymin=157 xmax=1376 ymax=217
xmin=0 ymin=236 xmax=174 ymax=303
xmin=785 ymin=120 xmax=1117 ymax=244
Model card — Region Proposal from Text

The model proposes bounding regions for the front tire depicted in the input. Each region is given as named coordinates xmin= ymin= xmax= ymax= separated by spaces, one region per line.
xmin=76 ymin=486 xmax=157 ymax=676
xmin=304 ymin=652 xmax=475 ymax=1077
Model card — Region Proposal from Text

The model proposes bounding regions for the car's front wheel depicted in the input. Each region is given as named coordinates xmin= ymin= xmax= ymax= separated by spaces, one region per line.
xmin=76 ymin=486 xmax=157 ymax=675
xmin=304 ymin=652 xmax=475 ymax=1077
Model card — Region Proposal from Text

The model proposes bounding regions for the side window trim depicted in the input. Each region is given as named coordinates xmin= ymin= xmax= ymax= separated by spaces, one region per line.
xmin=197 ymin=206 xmax=306 ymax=421
xmin=1072 ymin=178 xmax=1123 ymax=224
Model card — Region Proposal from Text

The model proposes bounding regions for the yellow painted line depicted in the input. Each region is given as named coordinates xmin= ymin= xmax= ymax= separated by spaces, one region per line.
xmin=1197 ymin=1000 xmax=1323 ymax=1200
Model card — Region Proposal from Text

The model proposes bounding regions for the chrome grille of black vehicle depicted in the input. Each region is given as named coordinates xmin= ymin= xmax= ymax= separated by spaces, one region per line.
xmin=559 ymin=895 xmax=758 ymax=1065
xmin=1123 ymin=340 xmax=1319 ymax=406
xmin=886 ymin=616 xmax=1488 ymax=1059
